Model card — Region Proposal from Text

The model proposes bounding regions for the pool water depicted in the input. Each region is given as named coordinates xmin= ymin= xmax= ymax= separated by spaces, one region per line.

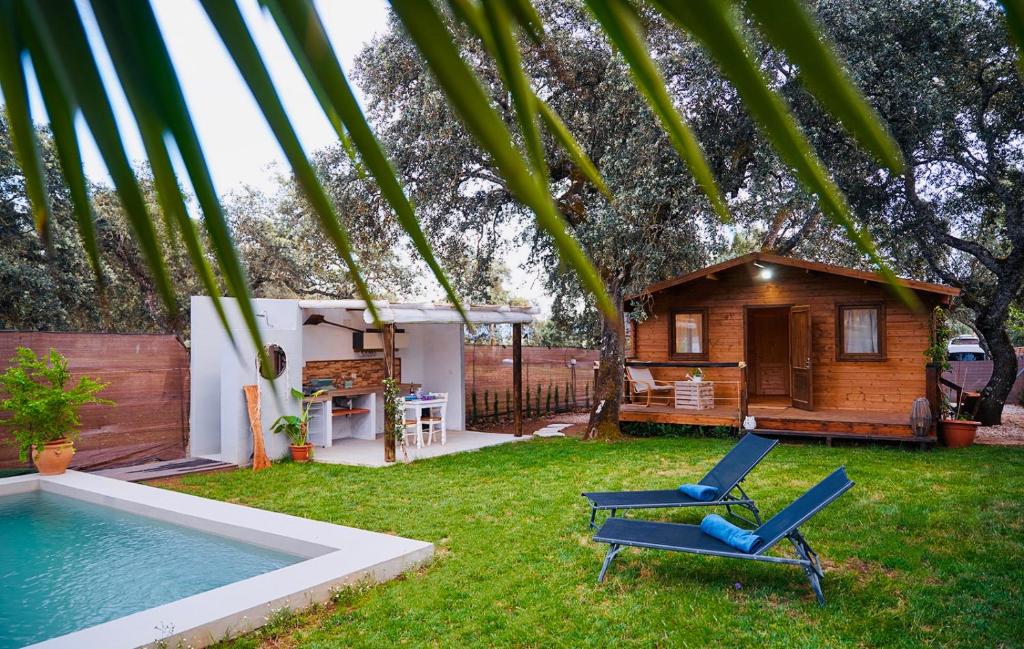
xmin=0 ymin=491 xmax=300 ymax=648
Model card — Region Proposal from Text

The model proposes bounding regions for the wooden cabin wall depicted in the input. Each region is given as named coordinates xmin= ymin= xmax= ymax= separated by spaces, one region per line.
xmin=631 ymin=264 xmax=940 ymax=413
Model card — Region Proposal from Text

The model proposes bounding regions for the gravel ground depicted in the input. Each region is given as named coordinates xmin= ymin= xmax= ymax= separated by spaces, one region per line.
xmin=976 ymin=404 xmax=1024 ymax=446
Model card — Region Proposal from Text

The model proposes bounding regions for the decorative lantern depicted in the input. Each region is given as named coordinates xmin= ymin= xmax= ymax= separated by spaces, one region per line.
xmin=910 ymin=397 xmax=932 ymax=438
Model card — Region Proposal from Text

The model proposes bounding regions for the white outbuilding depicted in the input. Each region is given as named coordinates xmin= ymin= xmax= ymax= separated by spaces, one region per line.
xmin=189 ymin=297 xmax=537 ymax=467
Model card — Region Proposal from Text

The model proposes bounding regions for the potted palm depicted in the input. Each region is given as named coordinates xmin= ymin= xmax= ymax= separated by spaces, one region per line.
xmin=271 ymin=388 xmax=323 ymax=462
xmin=0 ymin=347 xmax=110 ymax=475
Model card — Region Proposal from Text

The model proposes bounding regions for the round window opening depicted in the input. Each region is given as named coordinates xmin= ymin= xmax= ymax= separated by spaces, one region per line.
xmin=259 ymin=344 xmax=287 ymax=380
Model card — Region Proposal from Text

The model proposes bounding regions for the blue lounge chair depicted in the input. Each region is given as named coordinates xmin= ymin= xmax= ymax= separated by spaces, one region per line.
xmin=582 ymin=433 xmax=777 ymax=529
xmin=592 ymin=467 xmax=854 ymax=605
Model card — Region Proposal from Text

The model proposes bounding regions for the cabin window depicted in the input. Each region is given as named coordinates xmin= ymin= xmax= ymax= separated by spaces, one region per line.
xmin=670 ymin=309 xmax=708 ymax=360
xmin=836 ymin=303 xmax=886 ymax=361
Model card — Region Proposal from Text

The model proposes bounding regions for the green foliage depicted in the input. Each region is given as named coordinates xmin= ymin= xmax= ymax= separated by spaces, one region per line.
xmin=553 ymin=384 xmax=560 ymax=412
xmin=0 ymin=347 xmax=110 ymax=461
xmin=493 ymin=395 xmax=499 ymax=420
xmin=471 ymin=390 xmax=478 ymax=423
xmin=926 ymin=306 xmax=953 ymax=371
xmin=270 ymin=388 xmax=322 ymax=446
xmin=170 ymin=438 xmax=1024 ymax=647
xmin=621 ymin=421 xmax=736 ymax=439
xmin=382 ymin=378 xmax=404 ymax=444
xmin=545 ymin=384 xmax=552 ymax=413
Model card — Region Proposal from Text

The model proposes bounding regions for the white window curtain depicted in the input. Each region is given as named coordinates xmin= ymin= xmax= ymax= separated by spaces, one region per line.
xmin=843 ymin=308 xmax=879 ymax=354
xmin=674 ymin=313 xmax=703 ymax=354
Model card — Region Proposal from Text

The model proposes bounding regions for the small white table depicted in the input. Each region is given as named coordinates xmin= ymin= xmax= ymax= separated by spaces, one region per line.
xmin=401 ymin=396 xmax=448 ymax=446
xmin=674 ymin=381 xmax=715 ymax=410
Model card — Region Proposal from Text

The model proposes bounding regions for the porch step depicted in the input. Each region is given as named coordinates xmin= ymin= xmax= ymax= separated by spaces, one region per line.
xmin=754 ymin=428 xmax=936 ymax=449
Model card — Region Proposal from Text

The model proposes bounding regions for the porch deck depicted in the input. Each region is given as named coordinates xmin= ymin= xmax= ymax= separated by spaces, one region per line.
xmin=620 ymin=403 xmax=926 ymax=440
xmin=312 ymin=430 xmax=532 ymax=467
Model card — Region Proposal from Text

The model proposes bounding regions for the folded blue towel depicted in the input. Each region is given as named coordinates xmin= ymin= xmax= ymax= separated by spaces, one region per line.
xmin=700 ymin=514 xmax=762 ymax=553
xmin=678 ymin=483 xmax=719 ymax=501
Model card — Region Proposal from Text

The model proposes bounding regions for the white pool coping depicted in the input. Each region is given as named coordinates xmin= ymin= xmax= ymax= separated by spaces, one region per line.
xmin=0 ymin=471 xmax=433 ymax=649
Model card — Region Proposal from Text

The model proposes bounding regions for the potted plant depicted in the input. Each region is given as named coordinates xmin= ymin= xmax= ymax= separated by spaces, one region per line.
xmin=938 ymin=392 xmax=980 ymax=448
xmin=690 ymin=368 xmax=704 ymax=382
xmin=926 ymin=308 xmax=980 ymax=448
xmin=0 ymin=347 xmax=110 ymax=475
xmin=271 ymin=388 xmax=323 ymax=462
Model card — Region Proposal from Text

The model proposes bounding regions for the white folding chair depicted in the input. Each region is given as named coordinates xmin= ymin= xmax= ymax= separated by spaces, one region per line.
xmin=422 ymin=393 xmax=448 ymax=446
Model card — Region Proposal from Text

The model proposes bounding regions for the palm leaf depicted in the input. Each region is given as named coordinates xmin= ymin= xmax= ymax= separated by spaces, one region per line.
xmin=537 ymin=98 xmax=611 ymax=199
xmin=22 ymin=0 xmax=181 ymax=319
xmin=1002 ymin=0 xmax=1024 ymax=77
xmin=482 ymin=0 xmax=547 ymax=177
xmin=0 ymin=0 xmax=51 ymax=243
xmin=20 ymin=18 xmax=103 ymax=279
xmin=742 ymin=0 xmax=904 ymax=172
xmin=389 ymin=0 xmax=616 ymax=317
xmin=585 ymin=0 xmax=732 ymax=223
xmin=258 ymin=0 xmax=468 ymax=321
xmin=88 ymin=0 xmax=241 ymax=348
xmin=199 ymin=0 xmax=382 ymax=324
xmin=650 ymin=0 xmax=918 ymax=307
xmin=504 ymin=0 xmax=545 ymax=44
xmin=451 ymin=1 xmax=611 ymax=198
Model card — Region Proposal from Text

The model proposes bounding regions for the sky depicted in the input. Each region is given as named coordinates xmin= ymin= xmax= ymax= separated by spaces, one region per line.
xmin=20 ymin=0 xmax=551 ymax=310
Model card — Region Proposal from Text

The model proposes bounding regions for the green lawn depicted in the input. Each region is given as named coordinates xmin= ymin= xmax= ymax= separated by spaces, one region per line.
xmin=163 ymin=437 xmax=1024 ymax=648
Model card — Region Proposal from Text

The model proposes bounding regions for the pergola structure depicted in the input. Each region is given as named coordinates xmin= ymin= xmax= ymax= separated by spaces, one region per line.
xmin=297 ymin=300 xmax=537 ymax=462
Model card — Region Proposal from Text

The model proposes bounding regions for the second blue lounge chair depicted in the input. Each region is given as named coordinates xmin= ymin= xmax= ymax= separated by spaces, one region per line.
xmin=592 ymin=467 xmax=855 ymax=605
xmin=582 ymin=433 xmax=778 ymax=529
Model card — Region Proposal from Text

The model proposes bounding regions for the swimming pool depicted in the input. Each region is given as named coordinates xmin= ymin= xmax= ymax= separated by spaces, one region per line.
xmin=0 ymin=471 xmax=432 ymax=648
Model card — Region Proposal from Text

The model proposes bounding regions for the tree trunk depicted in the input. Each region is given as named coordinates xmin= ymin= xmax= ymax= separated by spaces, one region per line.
xmin=584 ymin=277 xmax=625 ymax=440
xmin=975 ymin=313 xmax=1017 ymax=425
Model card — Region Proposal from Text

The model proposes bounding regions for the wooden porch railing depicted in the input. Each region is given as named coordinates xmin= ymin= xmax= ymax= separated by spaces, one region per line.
xmin=624 ymin=360 xmax=749 ymax=423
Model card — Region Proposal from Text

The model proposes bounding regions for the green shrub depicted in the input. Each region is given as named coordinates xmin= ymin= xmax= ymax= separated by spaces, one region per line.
xmin=621 ymin=421 xmax=737 ymax=439
xmin=0 ymin=347 xmax=111 ymax=461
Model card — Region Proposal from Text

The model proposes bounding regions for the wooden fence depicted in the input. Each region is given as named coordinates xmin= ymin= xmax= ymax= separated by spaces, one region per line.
xmin=945 ymin=356 xmax=1024 ymax=405
xmin=0 ymin=332 xmax=189 ymax=470
xmin=464 ymin=344 xmax=599 ymax=424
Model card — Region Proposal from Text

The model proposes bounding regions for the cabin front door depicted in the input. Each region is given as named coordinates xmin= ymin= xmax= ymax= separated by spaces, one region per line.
xmin=747 ymin=307 xmax=791 ymax=400
xmin=789 ymin=305 xmax=813 ymax=410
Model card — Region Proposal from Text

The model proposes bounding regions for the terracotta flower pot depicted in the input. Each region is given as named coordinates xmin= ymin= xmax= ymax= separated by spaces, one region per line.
xmin=32 ymin=438 xmax=75 ymax=475
xmin=939 ymin=419 xmax=979 ymax=448
xmin=289 ymin=443 xmax=313 ymax=463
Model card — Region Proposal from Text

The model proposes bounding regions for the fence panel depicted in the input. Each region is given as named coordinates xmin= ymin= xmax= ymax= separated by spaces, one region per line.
xmin=944 ymin=356 xmax=1024 ymax=405
xmin=0 ymin=332 xmax=189 ymax=470
xmin=464 ymin=344 xmax=599 ymax=424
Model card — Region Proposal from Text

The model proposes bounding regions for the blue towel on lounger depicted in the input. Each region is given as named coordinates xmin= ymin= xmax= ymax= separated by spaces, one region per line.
xmin=700 ymin=514 xmax=762 ymax=553
xmin=678 ymin=483 xmax=719 ymax=502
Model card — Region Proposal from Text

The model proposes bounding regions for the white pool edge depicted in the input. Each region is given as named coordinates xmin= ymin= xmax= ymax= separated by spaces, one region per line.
xmin=1 ymin=471 xmax=433 ymax=649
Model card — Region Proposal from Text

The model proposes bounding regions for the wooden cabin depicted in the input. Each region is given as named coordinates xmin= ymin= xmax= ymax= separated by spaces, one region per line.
xmin=622 ymin=253 xmax=959 ymax=445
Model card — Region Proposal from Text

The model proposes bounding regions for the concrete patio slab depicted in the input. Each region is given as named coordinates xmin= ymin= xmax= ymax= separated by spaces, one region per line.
xmin=313 ymin=430 xmax=532 ymax=467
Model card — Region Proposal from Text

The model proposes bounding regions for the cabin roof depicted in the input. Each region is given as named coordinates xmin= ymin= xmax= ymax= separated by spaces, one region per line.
xmin=627 ymin=252 xmax=960 ymax=301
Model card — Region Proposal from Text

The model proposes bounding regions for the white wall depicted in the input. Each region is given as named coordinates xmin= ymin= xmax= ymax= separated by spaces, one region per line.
xmin=190 ymin=297 xmax=303 ymax=466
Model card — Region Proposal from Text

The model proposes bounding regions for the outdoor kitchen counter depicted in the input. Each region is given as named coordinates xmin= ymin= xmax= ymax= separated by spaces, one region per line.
xmin=303 ymin=384 xmax=421 ymax=402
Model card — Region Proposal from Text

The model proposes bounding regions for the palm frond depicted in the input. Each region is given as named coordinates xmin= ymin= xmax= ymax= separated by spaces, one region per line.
xmin=390 ymin=0 xmax=616 ymax=317
xmin=585 ymin=0 xmax=732 ymax=223
xmin=650 ymin=0 xmax=918 ymax=307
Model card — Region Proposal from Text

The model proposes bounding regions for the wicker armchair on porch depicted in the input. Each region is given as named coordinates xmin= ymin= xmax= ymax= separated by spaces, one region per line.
xmin=625 ymin=366 xmax=674 ymax=407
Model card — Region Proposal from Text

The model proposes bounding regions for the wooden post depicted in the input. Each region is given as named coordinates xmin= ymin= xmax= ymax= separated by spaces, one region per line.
xmin=383 ymin=322 xmax=396 ymax=463
xmin=513 ymin=323 xmax=523 ymax=437
xmin=738 ymin=361 xmax=749 ymax=430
